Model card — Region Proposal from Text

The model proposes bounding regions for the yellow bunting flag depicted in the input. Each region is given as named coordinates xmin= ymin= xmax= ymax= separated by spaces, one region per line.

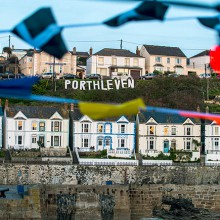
xmin=79 ymin=98 xmax=145 ymax=120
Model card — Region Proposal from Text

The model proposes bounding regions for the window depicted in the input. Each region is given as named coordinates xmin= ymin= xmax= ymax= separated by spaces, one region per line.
xmin=32 ymin=121 xmax=37 ymax=130
xmin=186 ymin=138 xmax=191 ymax=150
xmin=51 ymin=136 xmax=61 ymax=147
xmin=98 ymin=57 xmax=104 ymax=65
xmin=171 ymin=127 xmax=176 ymax=135
xmin=125 ymin=58 xmax=130 ymax=66
xmin=81 ymin=138 xmax=89 ymax=148
xmin=164 ymin=127 xmax=169 ymax=135
xmin=17 ymin=136 xmax=22 ymax=145
xmin=214 ymin=138 xmax=219 ymax=150
xmin=17 ymin=121 xmax=23 ymax=130
xmin=51 ymin=121 xmax=62 ymax=132
xmin=39 ymin=136 xmax=45 ymax=147
xmin=28 ymin=58 xmax=32 ymax=62
xmin=97 ymin=124 xmax=103 ymax=133
xmin=120 ymin=124 xmax=126 ymax=133
xmin=39 ymin=122 xmax=45 ymax=131
xmin=155 ymin=57 xmax=162 ymax=63
xmin=105 ymin=123 xmax=111 ymax=133
xmin=97 ymin=68 xmax=107 ymax=76
xmin=112 ymin=57 xmax=117 ymax=66
xmin=105 ymin=138 xmax=111 ymax=147
xmin=147 ymin=126 xmax=155 ymax=135
xmin=49 ymin=65 xmax=53 ymax=73
xmin=32 ymin=135 xmax=37 ymax=144
xmin=82 ymin=123 xmax=89 ymax=133
xmin=214 ymin=127 xmax=219 ymax=135
xmin=186 ymin=127 xmax=191 ymax=135
xmin=175 ymin=58 xmax=182 ymax=64
xmin=133 ymin=58 xmax=139 ymax=66
xmin=171 ymin=140 xmax=176 ymax=150
xmin=167 ymin=58 xmax=170 ymax=64
xmin=147 ymin=137 xmax=155 ymax=150
xmin=98 ymin=138 xmax=103 ymax=146
xmin=59 ymin=65 xmax=62 ymax=74
xmin=118 ymin=139 xmax=125 ymax=148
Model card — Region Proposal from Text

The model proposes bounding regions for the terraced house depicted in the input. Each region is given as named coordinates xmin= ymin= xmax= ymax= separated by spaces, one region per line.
xmin=4 ymin=101 xmax=69 ymax=149
xmin=70 ymin=107 xmax=136 ymax=156
xmin=138 ymin=111 xmax=201 ymax=159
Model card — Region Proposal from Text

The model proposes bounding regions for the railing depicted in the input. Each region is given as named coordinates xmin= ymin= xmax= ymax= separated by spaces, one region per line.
xmin=206 ymin=150 xmax=220 ymax=154
xmin=107 ymin=149 xmax=132 ymax=158
xmin=142 ymin=160 xmax=173 ymax=166
xmin=77 ymin=148 xmax=94 ymax=152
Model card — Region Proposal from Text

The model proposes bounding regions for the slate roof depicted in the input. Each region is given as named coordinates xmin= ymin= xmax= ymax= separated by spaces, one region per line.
xmin=94 ymin=48 xmax=142 ymax=58
xmin=6 ymin=106 xmax=69 ymax=119
xmin=76 ymin=52 xmax=89 ymax=57
xmin=143 ymin=45 xmax=186 ymax=57
xmin=70 ymin=108 xmax=136 ymax=122
xmin=190 ymin=50 xmax=210 ymax=58
xmin=139 ymin=110 xmax=199 ymax=124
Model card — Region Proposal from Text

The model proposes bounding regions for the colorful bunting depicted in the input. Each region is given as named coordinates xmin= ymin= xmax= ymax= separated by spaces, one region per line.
xmin=104 ymin=1 xmax=169 ymax=27
xmin=12 ymin=8 xmax=67 ymax=59
xmin=210 ymin=46 xmax=220 ymax=72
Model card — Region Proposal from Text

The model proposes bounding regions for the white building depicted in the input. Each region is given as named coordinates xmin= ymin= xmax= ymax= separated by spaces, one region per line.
xmin=189 ymin=50 xmax=212 ymax=75
xmin=204 ymin=120 xmax=220 ymax=161
xmin=4 ymin=103 xmax=69 ymax=149
xmin=139 ymin=111 xmax=201 ymax=157
xmin=86 ymin=48 xmax=145 ymax=79
xmin=70 ymin=108 xmax=136 ymax=153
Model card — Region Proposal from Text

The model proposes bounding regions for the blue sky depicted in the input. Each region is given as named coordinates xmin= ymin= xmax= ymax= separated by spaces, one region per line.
xmin=0 ymin=0 xmax=218 ymax=57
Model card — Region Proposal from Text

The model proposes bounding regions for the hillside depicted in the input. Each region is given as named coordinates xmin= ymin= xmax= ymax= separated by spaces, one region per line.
xmin=5 ymin=76 xmax=220 ymax=113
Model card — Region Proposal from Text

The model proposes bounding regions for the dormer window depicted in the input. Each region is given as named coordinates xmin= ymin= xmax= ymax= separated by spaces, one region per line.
xmin=120 ymin=124 xmax=126 ymax=133
xmin=82 ymin=123 xmax=90 ymax=133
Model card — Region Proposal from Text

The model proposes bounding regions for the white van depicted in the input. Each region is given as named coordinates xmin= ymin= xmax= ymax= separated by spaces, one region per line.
xmin=111 ymin=72 xmax=132 ymax=80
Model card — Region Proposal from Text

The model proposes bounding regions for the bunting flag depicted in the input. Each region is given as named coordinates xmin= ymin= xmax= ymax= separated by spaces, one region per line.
xmin=79 ymin=98 xmax=145 ymax=119
xmin=12 ymin=8 xmax=67 ymax=59
xmin=210 ymin=46 xmax=220 ymax=72
xmin=104 ymin=1 xmax=169 ymax=27
xmin=146 ymin=106 xmax=220 ymax=125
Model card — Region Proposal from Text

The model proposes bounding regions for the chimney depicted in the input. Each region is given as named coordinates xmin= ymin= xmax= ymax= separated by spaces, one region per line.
xmin=64 ymin=103 xmax=68 ymax=111
xmin=70 ymin=103 xmax=74 ymax=112
xmin=206 ymin=106 xmax=209 ymax=113
xmin=136 ymin=46 xmax=140 ymax=56
xmin=89 ymin=47 xmax=93 ymax=56
xmin=73 ymin=47 xmax=76 ymax=54
xmin=5 ymin=99 xmax=8 ymax=109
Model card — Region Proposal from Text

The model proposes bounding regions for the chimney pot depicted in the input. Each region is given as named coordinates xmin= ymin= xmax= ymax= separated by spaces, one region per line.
xmin=89 ymin=47 xmax=93 ymax=56
xmin=73 ymin=47 xmax=76 ymax=54
xmin=5 ymin=99 xmax=8 ymax=109
xmin=136 ymin=46 xmax=140 ymax=56
xmin=70 ymin=103 xmax=74 ymax=111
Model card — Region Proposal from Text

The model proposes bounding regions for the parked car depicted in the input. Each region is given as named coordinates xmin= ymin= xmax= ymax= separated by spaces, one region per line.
xmin=111 ymin=72 xmax=132 ymax=80
xmin=199 ymin=73 xmax=211 ymax=78
xmin=60 ymin=74 xmax=80 ymax=79
xmin=16 ymin=73 xmax=26 ymax=79
xmin=140 ymin=73 xmax=156 ymax=80
xmin=2 ymin=71 xmax=15 ymax=79
xmin=168 ymin=73 xmax=180 ymax=78
xmin=41 ymin=72 xmax=54 ymax=79
xmin=86 ymin=74 xmax=101 ymax=80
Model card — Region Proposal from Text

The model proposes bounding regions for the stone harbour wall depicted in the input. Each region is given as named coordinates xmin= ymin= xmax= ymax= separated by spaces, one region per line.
xmin=1 ymin=164 xmax=220 ymax=185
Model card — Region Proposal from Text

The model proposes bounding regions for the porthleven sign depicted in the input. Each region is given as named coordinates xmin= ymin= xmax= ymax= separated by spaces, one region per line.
xmin=65 ymin=79 xmax=135 ymax=90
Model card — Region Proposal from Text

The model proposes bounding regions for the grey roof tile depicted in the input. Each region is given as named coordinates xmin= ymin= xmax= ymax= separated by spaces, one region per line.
xmin=143 ymin=45 xmax=186 ymax=57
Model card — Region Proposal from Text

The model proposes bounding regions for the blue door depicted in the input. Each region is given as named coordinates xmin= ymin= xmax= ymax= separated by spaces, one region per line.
xmin=164 ymin=141 xmax=169 ymax=153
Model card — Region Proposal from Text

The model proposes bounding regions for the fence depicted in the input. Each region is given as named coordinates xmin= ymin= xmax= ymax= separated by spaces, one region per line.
xmin=142 ymin=160 xmax=173 ymax=166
